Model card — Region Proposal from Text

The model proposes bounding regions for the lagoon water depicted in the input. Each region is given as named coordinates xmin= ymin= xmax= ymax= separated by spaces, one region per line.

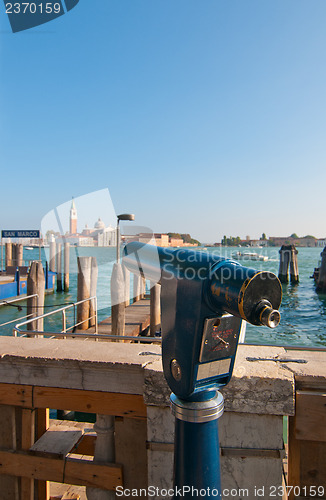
xmin=1 ymin=245 xmax=326 ymax=348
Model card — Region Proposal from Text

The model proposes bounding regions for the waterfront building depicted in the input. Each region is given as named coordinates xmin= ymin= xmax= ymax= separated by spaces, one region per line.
xmin=123 ymin=233 xmax=197 ymax=247
xmin=97 ymin=224 xmax=116 ymax=247
xmin=55 ymin=235 xmax=95 ymax=246
xmin=269 ymin=236 xmax=317 ymax=247
xmin=154 ymin=233 xmax=169 ymax=247
xmin=170 ymin=237 xmax=184 ymax=247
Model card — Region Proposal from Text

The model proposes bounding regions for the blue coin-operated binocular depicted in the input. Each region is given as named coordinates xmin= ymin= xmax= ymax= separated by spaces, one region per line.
xmin=123 ymin=242 xmax=282 ymax=498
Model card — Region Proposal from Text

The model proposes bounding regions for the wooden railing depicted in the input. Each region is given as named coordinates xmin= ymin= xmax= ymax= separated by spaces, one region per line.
xmin=0 ymin=337 xmax=324 ymax=500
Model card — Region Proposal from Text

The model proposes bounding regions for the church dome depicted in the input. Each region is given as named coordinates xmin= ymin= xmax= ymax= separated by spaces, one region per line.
xmin=94 ymin=217 xmax=105 ymax=230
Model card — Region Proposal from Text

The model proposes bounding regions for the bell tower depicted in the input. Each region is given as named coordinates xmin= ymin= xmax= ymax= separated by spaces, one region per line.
xmin=70 ymin=199 xmax=77 ymax=234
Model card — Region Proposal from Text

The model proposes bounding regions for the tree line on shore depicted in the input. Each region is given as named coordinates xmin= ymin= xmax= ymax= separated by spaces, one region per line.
xmin=220 ymin=233 xmax=318 ymax=247
xmin=168 ymin=232 xmax=201 ymax=246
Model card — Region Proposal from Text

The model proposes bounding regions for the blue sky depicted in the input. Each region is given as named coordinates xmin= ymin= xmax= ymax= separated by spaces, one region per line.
xmin=1 ymin=0 xmax=326 ymax=242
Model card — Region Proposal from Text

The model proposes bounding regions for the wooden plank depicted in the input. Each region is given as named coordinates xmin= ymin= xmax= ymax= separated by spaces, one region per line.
xmin=97 ymin=298 xmax=151 ymax=337
xmin=49 ymin=420 xmax=93 ymax=433
xmin=0 ymin=449 xmax=123 ymax=490
xmin=21 ymin=408 xmax=35 ymax=451
xmin=50 ymin=482 xmax=86 ymax=500
xmin=115 ymin=417 xmax=148 ymax=491
xmin=66 ymin=454 xmax=123 ymax=490
xmin=0 ymin=383 xmax=33 ymax=407
xmin=288 ymin=416 xmax=300 ymax=500
xmin=34 ymin=387 xmax=147 ymax=418
xmin=21 ymin=408 xmax=35 ymax=500
xmin=36 ymin=408 xmax=50 ymax=500
xmin=61 ymin=492 xmax=80 ymax=499
xmin=37 ymin=408 xmax=50 ymax=438
xmin=295 ymin=392 xmax=326 ymax=442
xmin=30 ymin=424 xmax=83 ymax=458
xmin=0 ymin=406 xmax=19 ymax=500
xmin=0 ymin=384 xmax=146 ymax=417
xmin=38 ymin=481 xmax=50 ymax=500
xmin=21 ymin=474 xmax=34 ymax=498
xmin=300 ymin=440 xmax=326 ymax=495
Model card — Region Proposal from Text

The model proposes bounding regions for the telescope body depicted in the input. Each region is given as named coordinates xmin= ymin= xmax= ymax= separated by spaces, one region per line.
xmin=123 ymin=242 xmax=282 ymax=399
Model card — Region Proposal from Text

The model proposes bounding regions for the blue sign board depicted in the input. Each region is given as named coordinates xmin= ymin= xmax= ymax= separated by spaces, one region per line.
xmin=1 ymin=230 xmax=40 ymax=238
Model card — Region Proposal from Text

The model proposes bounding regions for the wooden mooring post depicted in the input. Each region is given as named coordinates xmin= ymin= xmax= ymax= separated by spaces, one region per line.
xmin=150 ymin=283 xmax=161 ymax=336
xmin=89 ymin=256 xmax=98 ymax=328
xmin=133 ymin=274 xmax=142 ymax=303
xmin=49 ymin=241 xmax=56 ymax=273
xmin=5 ymin=242 xmax=12 ymax=269
xmin=56 ymin=243 xmax=63 ymax=292
xmin=278 ymin=245 xmax=299 ymax=283
xmin=317 ymin=246 xmax=326 ymax=292
xmin=64 ymin=242 xmax=70 ymax=292
xmin=12 ymin=243 xmax=23 ymax=268
xmin=111 ymin=263 xmax=125 ymax=337
xmin=27 ymin=261 xmax=45 ymax=334
xmin=123 ymin=267 xmax=130 ymax=307
xmin=141 ymin=276 xmax=146 ymax=298
xmin=77 ymin=256 xmax=92 ymax=330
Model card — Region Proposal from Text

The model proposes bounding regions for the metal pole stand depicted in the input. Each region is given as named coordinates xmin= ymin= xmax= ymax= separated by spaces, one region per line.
xmin=170 ymin=390 xmax=224 ymax=499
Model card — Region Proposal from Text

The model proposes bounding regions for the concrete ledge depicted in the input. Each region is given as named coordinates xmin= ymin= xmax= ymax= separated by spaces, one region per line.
xmin=0 ymin=337 xmax=159 ymax=395
xmin=143 ymin=345 xmax=295 ymax=415
xmin=222 ymin=345 xmax=295 ymax=415
xmin=0 ymin=338 xmax=297 ymax=414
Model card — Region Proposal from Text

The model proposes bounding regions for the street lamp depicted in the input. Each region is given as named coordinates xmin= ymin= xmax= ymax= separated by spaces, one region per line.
xmin=116 ymin=213 xmax=135 ymax=261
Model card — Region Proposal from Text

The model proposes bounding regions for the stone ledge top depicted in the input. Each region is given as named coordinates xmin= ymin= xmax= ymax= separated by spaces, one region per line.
xmin=0 ymin=337 xmax=323 ymax=414
xmin=0 ymin=336 xmax=159 ymax=366
xmin=143 ymin=344 xmax=296 ymax=415
xmin=0 ymin=337 xmax=161 ymax=395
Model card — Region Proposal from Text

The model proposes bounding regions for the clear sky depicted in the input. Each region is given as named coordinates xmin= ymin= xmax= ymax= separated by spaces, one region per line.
xmin=1 ymin=0 xmax=326 ymax=243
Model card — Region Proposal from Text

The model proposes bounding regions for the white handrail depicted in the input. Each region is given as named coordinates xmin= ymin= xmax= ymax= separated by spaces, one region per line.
xmin=11 ymin=331 xmax=161 ymax=342
xmin=0 ymin=294 xmax=38 ymax=307
xmin=0 ymin=294 xmax=39 ymax=328
xmin=13 ymin=296 xmax=97 ymax=337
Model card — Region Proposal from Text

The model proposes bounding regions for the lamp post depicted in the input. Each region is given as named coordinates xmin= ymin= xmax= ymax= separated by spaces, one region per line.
xmin=116 ymin=214 xmax=135 ymax=261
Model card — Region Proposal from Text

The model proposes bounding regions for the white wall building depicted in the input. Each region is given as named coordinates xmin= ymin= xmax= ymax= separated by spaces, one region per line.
xmin=97 ymin=225 xmax=116 ymax=247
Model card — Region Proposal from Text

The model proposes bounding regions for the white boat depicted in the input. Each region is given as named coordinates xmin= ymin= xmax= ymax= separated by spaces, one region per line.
xmin=25 ymin=247 xmax=34 ymax=251
xmin=231 ymin=251 xmax=268 ymax=262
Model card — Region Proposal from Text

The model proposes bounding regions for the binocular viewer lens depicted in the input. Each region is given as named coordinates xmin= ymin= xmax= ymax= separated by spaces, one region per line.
xmin=254 ymin=300 xmax=281 ymax=329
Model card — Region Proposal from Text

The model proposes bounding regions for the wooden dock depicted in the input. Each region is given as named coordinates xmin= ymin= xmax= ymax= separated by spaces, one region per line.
xmin=96 ymin=298 xmax=151 ymax=337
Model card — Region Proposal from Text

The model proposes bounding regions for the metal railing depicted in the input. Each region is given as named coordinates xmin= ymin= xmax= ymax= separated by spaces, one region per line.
xmin=13 ymin=296 xmax=98 ymax=338
xmin=0 ymin=294 xmax=39 ymax=328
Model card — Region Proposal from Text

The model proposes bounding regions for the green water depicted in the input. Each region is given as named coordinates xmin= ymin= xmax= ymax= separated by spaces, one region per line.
xmin=1 ymin=245 xmax=325 ymax=347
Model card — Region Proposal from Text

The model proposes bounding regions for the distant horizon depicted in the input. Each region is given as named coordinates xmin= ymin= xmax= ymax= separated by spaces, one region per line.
xmin=1 ymin=224 xmax=325 ymax=245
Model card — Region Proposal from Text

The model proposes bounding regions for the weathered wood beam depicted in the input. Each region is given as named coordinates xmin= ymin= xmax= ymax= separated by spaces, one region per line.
xmin=0 ymin=383 xmax=147 ymax=418
xmin=0 ymin=450 xmax=123 ymax=490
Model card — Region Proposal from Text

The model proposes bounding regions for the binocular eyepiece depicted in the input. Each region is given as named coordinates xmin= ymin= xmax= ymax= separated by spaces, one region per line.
xmin=255 ymin=300 xmax=281 ymax=329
